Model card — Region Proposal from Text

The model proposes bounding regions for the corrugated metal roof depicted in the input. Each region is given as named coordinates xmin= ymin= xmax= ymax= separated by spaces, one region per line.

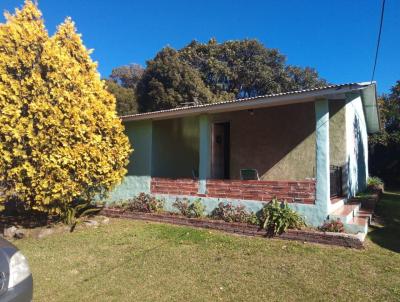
xmin=121 ymin=82 xmax=375 ymax=121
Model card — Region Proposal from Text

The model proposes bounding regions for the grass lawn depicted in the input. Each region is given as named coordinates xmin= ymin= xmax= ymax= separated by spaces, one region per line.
xmin=15 ymin=191 xmax=400 ymax=302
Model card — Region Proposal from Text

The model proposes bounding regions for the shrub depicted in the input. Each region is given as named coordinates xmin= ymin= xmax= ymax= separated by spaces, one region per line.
xmin=0 ymin=2 xmax=131 ymax=212
xmin=210 ymin=202 xmax=258 ymax=225
xmin=173 ymin=198 xmax=206 ymax=218
xmin=319 ymin=219 xmax=344 ymax=233
xmin=259 ymin=198 xmax=305 ymax=235
xmin=59 ymin=199 xmax=102 ymax=232
xmin=367 ymin=176 xmax=384 ymax=192
xmin=125 ymin=193 xmax=164 ymax=213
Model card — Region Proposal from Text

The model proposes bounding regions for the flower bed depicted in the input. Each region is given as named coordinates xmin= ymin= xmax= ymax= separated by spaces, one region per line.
xmin=100 ymin=208 xmax=364 ymax=249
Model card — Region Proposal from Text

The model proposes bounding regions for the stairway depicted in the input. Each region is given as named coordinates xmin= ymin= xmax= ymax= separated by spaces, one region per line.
xmin=328 ymin=200 xmax=373 ymax=237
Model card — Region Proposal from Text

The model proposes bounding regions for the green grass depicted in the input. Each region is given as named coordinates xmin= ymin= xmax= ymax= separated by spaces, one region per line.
xmin=15 ymin=191 xmax=400 ymax=302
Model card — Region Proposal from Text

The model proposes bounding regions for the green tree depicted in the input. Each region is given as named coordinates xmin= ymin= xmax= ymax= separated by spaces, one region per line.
xmin=110 ymin=64 xmax=144 ymax=89
xmin=136 ymin=39 xmax=327 ymax=112
xmin=179 ymin=39 xmax=327 ymax=97
xmin=106 ymin=64 xmax=143 ymax=115
xmin=370 ymin=81 xmax=400 ymax=146
xmin=284 ymin=66 xmax=327 ymax=91
xmin=369 ymin=81 xmax=400 ymax=187
xmin=0 ymin=1 xmax=130 ymax=211
xmin=137 ymin=47 xmax=214 ymax=112
xmin=105 ymin=79 xmax=138 ymax=116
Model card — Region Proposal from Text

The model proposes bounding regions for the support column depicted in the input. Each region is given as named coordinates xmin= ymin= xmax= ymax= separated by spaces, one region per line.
xmin=315 ymin=99 xmax=330 ymax=218
xmin=198 ymin=115 xmax=211 ymax=194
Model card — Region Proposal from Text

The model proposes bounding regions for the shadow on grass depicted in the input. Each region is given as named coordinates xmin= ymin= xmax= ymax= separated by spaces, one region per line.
xmin=368 ymin=190 xmax=400 ymax=253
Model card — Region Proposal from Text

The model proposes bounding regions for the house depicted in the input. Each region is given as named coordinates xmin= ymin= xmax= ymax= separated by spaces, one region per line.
xmin=110 ymin=82 xmax=380 ymax=235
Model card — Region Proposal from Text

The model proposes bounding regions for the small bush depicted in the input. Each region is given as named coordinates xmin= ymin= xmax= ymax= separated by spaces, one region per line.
xmin=125 ymin=193 xmax=164 ymax=213
xmin=319 ymin=219 xmax=344 ymax=233
xmin=59 ymin=199 xmax=102 ymax=232
xmin=210 ymin=202 xmax=258 ymax=225
xmin=173 ymin=198 xmax=205 ymax=218
xmin=367 ymin=176 xmax=384 ymax=192
xmin=259 ymin=198 xmax=305 ymax=235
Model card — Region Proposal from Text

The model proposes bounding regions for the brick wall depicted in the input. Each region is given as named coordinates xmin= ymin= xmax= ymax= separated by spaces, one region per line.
xmin=151 ymin=178 xmax=316 ymax=204
xmin=206 ymin=179 xmax=315 ymax=204
xmin=151 ymin=178 xmax=199 ymax=195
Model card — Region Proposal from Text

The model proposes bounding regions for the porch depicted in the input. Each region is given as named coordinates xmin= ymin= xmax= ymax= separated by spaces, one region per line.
xmin=114 ymin=100 xmax=346 ymax=226
xmin=147 ymin=98 xmax=347 ymax=205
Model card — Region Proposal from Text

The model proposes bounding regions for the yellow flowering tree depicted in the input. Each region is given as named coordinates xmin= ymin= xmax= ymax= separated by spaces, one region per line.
xmin=0 ymin=1 xmax=131 ymax=212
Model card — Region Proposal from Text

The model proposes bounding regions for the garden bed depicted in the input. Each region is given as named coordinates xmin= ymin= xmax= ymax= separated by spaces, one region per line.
xmin=101 ymin=208 xmax=364 ymax=249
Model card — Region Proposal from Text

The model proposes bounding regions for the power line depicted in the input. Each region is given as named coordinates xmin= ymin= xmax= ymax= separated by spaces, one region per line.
xmin=371 ymin=0 xmax=386 ymax=83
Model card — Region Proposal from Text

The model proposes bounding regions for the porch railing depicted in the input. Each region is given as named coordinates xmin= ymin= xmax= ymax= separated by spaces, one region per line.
xmin=330 ymin=165 xmax=343 ymax=197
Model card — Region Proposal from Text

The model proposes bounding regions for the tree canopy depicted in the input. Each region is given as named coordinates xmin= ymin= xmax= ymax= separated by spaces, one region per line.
xmin=105 ymin=79 xmax=138 ymax=116
xmin=369 ymin=81 xmax=400 ymax=187
xmin=110 ymin=64 xmax=144 ymax=89
xmin=137 ymin=47 xmax=215 ymax=112
xmin=0 ymin=1 xmax=130 ymax=211
xmin=133 ymin=39 xmax=327 ymax=112
xmin=105 ymin=64 xmax=143 ymax=116
xmin=370 ymin=81 xmax=400 ymax=146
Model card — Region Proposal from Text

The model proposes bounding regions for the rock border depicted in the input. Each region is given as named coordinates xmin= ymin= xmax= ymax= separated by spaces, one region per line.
xmin=101 ymin=208 xmax=364 ymax=249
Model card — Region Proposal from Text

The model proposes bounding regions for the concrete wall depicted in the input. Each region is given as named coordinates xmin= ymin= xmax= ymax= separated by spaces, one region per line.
xmin=109 ymin=121 xmax=153 ymax=200
xmin=211 ymin=103 xmax=316 ymax=180
xmin=345 ymin=94 xmax=369 ymax=197
xmin=150 ymin=193 xmax=325 ymax=227
xmin=152 ymin=116 xmax=199 ymax=178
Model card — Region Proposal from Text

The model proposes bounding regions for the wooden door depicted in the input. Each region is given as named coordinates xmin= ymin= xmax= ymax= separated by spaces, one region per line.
xmin=211 ymin=122 xmax=230 ymax=179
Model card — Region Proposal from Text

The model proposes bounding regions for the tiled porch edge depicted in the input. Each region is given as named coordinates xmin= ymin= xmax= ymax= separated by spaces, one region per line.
xmin=151 ymin=177 xmax=316 ymax=204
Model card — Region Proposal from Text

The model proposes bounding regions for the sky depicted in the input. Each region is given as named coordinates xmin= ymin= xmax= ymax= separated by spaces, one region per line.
xmin=1 ymin=0 xmax=399 ymax=94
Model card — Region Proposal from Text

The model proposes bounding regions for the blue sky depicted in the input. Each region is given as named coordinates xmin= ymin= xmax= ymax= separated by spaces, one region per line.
xmin=1 ymin=0 xmax=399 ymax=94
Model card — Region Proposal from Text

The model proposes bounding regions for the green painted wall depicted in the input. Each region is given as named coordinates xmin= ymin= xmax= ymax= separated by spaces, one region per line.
xmin=125 ymin=120 xmax=152 ymax=176
xmin=152 ymin=116 xmax=200 ymax=178
xmin=329 ymin=101 xmax=347 ymax=167
xmin=109 ymin=120 xmax=153 ymax=200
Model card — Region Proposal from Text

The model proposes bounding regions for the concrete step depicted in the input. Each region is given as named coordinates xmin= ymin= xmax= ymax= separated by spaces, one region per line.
xmin=343 ymin=216 xmax=369 ymax=235
xmin=330 ymin=203 xmax=361 ymax=224
xmin=328 ymin=202 xmax=370 ymax=236
xmin=357 ymin=209 xmax=373 ymax=222
xmin=330 ymin=197 xmax=346 ymax=213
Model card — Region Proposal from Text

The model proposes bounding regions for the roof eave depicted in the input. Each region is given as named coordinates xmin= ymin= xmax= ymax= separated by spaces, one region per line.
xmin=360 ymin=82 xmax=381 ymax=134
xmin=121 ymin=83 xmax=372 ymax=122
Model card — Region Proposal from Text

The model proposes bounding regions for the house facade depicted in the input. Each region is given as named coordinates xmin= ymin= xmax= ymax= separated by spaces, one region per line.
xmin=110 ymin=82 xmax=380 ymax=235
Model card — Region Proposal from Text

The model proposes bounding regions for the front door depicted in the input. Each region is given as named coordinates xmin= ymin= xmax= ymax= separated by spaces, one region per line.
xmin=211 ymin=122 xmax=230 ymax=179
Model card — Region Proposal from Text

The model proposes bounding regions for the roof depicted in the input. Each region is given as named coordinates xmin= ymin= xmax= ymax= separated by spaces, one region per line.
xmin=121 ymin=82 xmax=380 ymax=133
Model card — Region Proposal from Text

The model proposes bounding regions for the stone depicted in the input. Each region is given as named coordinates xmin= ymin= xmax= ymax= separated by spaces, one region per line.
xmin=101 ymin=217 xmax=110 ymax=225
xmin=84 ymin=219 xmax=99 ymax=227
xmin=4 ymin=226 xmax=18 ymax=239
xmin=14 ymin=229 xmax=25 ymax=239
xmin=38 ymin=228 xmax=54 ymax=239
